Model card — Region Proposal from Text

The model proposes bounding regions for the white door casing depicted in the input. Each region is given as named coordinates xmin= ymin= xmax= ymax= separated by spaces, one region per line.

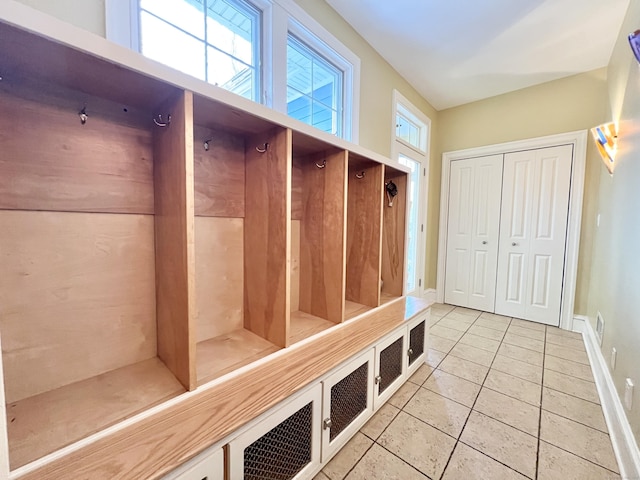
xmin=444 ymin=155 xmax=503 ymax=311
xmin=437 ymin=130 xmax=587 ymax=332
xmin=495 ymin=145 xmax=573 ymax=325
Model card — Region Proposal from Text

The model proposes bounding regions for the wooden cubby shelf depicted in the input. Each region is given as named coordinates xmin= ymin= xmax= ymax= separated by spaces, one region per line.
xmin=0 ymin=28 xmax=194 ymax=467
xmin=192 ymin=94 xmax=288 ymax=383
xmin=0 ymin=6 xmax=412 ymax=476
xmin=290 ymin=131 xmax=347 ymax=344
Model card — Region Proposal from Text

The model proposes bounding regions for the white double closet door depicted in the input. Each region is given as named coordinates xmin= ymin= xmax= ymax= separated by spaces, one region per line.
xmin=444 ymin=145 xmax=573 ymax=326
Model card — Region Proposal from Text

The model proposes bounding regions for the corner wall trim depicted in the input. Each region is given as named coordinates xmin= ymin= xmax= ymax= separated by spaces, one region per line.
xmin=581 ymin=316 xmax=640 ymax=479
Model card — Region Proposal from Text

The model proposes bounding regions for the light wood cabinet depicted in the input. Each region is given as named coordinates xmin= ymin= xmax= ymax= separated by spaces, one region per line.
xmin=0 ymin=4 xmax=419 ymax=478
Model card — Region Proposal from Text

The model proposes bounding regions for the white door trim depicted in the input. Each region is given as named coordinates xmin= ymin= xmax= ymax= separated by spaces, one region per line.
xmin=436 ymin=130 xmax=587 ymax=331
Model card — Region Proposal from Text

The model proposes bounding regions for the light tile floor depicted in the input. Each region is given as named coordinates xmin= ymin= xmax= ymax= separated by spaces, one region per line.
xmin=315 ymin=304 xmax=621 ymax=480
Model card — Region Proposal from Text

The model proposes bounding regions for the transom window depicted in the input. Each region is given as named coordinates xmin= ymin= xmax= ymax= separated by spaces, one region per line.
xmin=395 ymin=103 xmax=427 ymax=154
xmin=287 ymin=35 xmax=343 ymax=136
xmin=139 ymin=0 xmax=261 ymax=101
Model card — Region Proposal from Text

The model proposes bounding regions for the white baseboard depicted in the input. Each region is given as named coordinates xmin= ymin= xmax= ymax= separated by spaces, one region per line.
xmin=423 ymin=289 xmax=437 ymax=304
xmin=580 ymin=316 xmax=640 ymax=479
xmin=572 ymin=314 xmax=587 ymax=333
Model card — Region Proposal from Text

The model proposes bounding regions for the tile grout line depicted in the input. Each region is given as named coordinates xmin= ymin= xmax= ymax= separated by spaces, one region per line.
xmin=537 ymin=438 xmax=622 ymax=476
xmin=436 ymin=313 xmax=513 ymax=480
xmin=541 ymin=385 xmax=602 ymax=406
xmin=535 ymin=324 xmax=547 ymax=480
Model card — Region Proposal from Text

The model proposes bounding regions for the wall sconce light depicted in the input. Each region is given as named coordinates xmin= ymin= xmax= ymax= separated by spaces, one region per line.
xmin=591 ymin=122 xmax=617 ymax=174
xmin=629 ymin=30 xmax=640 ymax=63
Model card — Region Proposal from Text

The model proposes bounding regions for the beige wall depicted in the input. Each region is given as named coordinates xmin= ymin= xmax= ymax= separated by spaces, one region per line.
xmin=433 ymin=70 xmax=609 ymax=311
xmin=588 ymin=0 xmax=640 ymax=444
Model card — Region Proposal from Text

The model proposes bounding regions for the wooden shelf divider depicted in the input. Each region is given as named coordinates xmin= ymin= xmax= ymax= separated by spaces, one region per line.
xmin=381 ymin=165 xmax=408 ymax=299
xmin=298 ymin=148 xmax=348 ymax=325
xmin=153 ymin=90 xmax=197 ymax=391
xmin=244 ymin=127 xmax=291 ymax=348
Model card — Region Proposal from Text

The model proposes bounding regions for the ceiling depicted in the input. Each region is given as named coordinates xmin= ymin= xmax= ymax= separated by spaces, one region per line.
xmin=325 ymin=0 xmax=631 ymax=110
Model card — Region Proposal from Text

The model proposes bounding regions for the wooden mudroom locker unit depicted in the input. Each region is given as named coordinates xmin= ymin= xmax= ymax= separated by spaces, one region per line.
xmin=0 ymin=3 xmax=430 ymax=479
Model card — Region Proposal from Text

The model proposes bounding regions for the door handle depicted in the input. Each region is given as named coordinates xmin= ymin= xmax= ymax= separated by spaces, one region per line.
xmin=482 ymin=241 xmax=487 ymax=245
xmin=512 ymin=242 xmax=518 ymax=246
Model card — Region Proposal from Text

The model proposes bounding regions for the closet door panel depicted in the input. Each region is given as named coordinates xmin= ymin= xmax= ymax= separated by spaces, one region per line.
xmin=496 ymin=154 xmax=533 ymax=319
xmin=444 ymin=160 xmax=474 ymax=306
xmin=526 ymin=145 xmax=572 ymax=324
xmin=468 ymin=157 xmax=503 ymax=311
xmin=496 ymin=145 xmax=572 ymax=324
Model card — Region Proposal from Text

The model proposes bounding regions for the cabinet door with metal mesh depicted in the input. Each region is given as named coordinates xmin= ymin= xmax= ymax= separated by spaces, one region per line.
xmin=373 ymin=329 xmax=407 ymax=409
xmin=227 ymin=384 xmax=322 ymax=480
xmin=407 ymin=314 xmax=429 ymax=377
xmin=321 ymin=349 xmax=375 ymax=461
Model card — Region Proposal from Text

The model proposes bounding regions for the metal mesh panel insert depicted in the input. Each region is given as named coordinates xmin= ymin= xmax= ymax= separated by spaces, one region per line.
xmin=330 ymin=362 xmax=368 ymax=441
xmin=244 ymin=402 xmax=313 ymax=480
xmin=379 ymin=337 xmax=403 ymax=394
xmin=409 ymin=320 xmax=426 ymax=366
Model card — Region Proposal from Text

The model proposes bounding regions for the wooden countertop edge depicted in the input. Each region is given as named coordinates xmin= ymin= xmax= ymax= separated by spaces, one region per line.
xmin=16 ymin=296 xmax=431 ymax=480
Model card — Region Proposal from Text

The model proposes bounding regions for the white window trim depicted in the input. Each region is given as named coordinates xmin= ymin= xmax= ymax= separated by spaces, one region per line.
xmin=105 ymin=0 xmax=360 ymax=143
xmin=391 ymin=90 xmax=431 ymax=298
xmin=272 ymin=0 xmax=359 ymax=142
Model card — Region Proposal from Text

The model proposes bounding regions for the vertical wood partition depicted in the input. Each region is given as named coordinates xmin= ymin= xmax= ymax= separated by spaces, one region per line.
xmin=244 ymin=127 xmax=291 ymax=348
xmin=381 ymin=166 xmax=408 ymax=300
xmin=346 ymin=157 xmax=384 ymax=309
xmin=299 ymin=149 xmax=348 ymax=324
xmin=153 ymin=90 xmax=196 ymax=390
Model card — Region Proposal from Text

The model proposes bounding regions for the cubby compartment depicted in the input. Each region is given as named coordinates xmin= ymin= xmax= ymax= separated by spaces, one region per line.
xmin=381 ymin=165 xmax=408 ymax=304
xmin=345 ymin=154 xmax=384 ymax=319
xmin=192 ymin=95 xmax=288 ymax=385
xmin=290 ymin=132 xmax=348 ymax=344
xmin=0 ymin=32 xmax=192 ymax=467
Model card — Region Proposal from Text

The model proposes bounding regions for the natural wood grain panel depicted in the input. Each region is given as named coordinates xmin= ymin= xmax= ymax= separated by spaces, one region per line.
xmin=154 ymin=90 xmax=196 ymax=391
xmin=0 ymin=210 xmax=156 ymax=404
xmin=0 ymin=22 xmax=178 ymax=111
xmin=193 ymin=125 xmax=245 ymax=217
xmin=298 ymin=149 xmax=347 ymax=323
xmin=291 ymin=161 xmax=303 ymax=221
xmin=21 ymin=298 xmax=430 ymax=480
xmin=244 ymin=128 xmax=290 ymax=347
xmin=196 ymin=329 xmax=280 ymax=386
xmin=195 ymin=216 xmax=244 ymax=342
xmin=381 ymin=169 xmax=407 ymax=297
xmin=7 ymin=358 xmax=184 ymax=470
xmin=0 ymin=80 xmax=154 ymax=214
xmin=380 ymin=292 xmax=400 ymax=305
xmin=192 ymin=93 xmax=277 ymax=136
xmin=344 ymin=301 xmax=373 ymax=320
xmin=290 ymin=310 xmax=335 ymax=344
xmin=346 ymin=161 xmax=383 ymax=308
xmin=291 ymin=219 xmax=301 ymax=312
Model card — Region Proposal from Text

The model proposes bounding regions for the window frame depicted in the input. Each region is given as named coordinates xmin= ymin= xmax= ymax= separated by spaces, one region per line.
xmin=105 ymin=0 xmax=360 ymax=142
xmin=390 ymin=90 xmax=431 ymax=298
